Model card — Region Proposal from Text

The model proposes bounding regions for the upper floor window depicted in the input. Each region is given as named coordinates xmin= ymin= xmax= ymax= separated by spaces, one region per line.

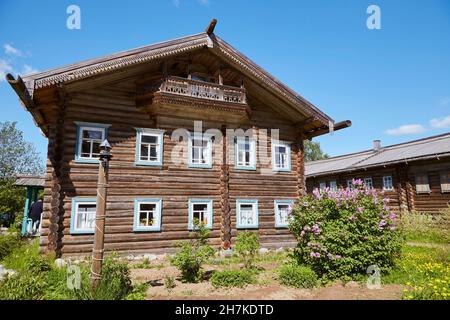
xmin=272 ymin=140 xmax=291 ymax=172
xmin=236 ymin=199 xmax=258 ymax=229
xmin=70 ymin=198 xmax=96 ymax=234
xmin=135 ymin=128 xmax=164 ymax=166
xmin=440 ymin=171 xmax=450 ymax=193
xmin=133 ymin=198 xmax=162 ymax=232
xmin=188 ymin=135 xmax=212 ymax=168
xmin=75 ymin=122 xmax=110 ymax=163
xmin=274 ymin=200 xmax=293 ymax=228
xmin=364 ymin=177 xmax=373 ymax=189
xmin=415 ymin=173 xmax=430 ymax=194
xmin=329 ymin=180 xmax=337 ymax=191
xmin=188 ymin=199 xmax=213 ymax=230
xmin=235 ymin=136 xmax=256 ymax=170
xmin=383 ymin=176 xmax=393 ymax=191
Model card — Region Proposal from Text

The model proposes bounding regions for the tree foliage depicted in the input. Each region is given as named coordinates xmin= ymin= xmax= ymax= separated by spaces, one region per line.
xmin=0 ymin=121 xmax=44 ymax=179
xmin=304 ymin=140 xmax=329 ymax=162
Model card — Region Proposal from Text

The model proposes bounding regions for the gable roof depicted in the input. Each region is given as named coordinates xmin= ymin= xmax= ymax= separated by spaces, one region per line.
xmin=14 ymin=175 xmax=45 ymax=187
xmin=12 ymin=27 xmax=336 ymax=128
xmin=306 ymin=132 xmax=450 ymax=177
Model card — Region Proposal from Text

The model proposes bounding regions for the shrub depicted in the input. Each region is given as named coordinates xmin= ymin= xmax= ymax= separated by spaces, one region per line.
xmin=278 ymin=264 xmax=317 ymax=288
xmin=0 ymin=272 xmax=46 ymax=300
xmin=164 ymin=276 xmax=176 ymax=293
xmin=0 ymin=232 xmax=21 ymax=261
xmin=210 ymin=269 xmax=255 ymax=288
xmin=170 ymin=219 xmax=215 ymax=282
xmin=290 ymin=179 xmax=404 ymax=280
xmin=234 ymin=231 xmax=260 ymax=269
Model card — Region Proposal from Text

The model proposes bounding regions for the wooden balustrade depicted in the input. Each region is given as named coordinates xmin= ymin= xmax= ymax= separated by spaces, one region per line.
xmin=159 ymin=76 xmax=246 ymax=104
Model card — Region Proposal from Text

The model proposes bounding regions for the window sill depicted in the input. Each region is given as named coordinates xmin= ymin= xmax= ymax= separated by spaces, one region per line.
xmin=273 ymin=168 xmax=291 ymax=172
xmin=134 ymin=161 xmax=163 ymax=167
xmin=188 ymin=163 xmax=213 ymax=169
xmin=236 ymin=225 xmax=259 ymax=229
xmin=235 ymin=165 xmax=256 ymax=171
xmin=75 ymin=158 xmax=100 ymax=164
xmin=133 ymin=227 xmax=161 ymax=232
xmin=70 ymin=230 xmax=94 ymax=235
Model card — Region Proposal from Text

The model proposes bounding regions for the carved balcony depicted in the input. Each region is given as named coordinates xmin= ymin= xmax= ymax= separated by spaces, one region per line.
xmin=136 ymin=76 xmax=251 ymax=123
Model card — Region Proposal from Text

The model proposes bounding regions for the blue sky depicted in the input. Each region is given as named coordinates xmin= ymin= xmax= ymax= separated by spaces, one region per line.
xmin=1 ymin=0 xmax=450 ymax=163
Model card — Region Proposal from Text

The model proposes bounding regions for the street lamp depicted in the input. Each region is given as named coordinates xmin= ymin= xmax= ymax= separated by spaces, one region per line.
xmin=91 ymin=139 xmax=112 ymax=292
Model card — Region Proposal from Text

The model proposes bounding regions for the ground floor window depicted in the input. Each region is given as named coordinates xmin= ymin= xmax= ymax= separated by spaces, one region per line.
xmin=70 ymin=198 xmax=97 ymax=234
xmin=415 ymin=173 xmax=430 ymax=194
xmin=330 ymin=180 xmax=337 ymax=191
xmin=274 ymin=200 xmax=293 ymax=228
xmin=188 ymin=199 xmax=213 ymax=230
xmin=383 ymin=176 xmax=393 ymax=191
xmin=364 ymin=177 xmax=373 ymax=189
xmin=236 ymin=199 xmax=258 ymax=229
xmin=441 ymin=171 xmax=450 ymax=193
xmin=133 ymin=198 xmax=162 ymax=231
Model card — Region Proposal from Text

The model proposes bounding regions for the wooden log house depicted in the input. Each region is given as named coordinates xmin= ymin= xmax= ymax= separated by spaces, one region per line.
xmin=7 ymin=20 xmax=350 ymax=257
xmin=306 ymin=134 xmax=450 ymax=213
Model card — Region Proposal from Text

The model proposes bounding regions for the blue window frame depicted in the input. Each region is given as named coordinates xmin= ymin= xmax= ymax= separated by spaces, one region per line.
xmin=133 ymin=198 xmax=162 ymax=232
xmin=188 ymin=199 xmax=213 ymax=230
xmin=70 ymin=197 xmax=97 ymax=235
xmin=135 ymin=128 xmax=165 ymax=166
xmin=274 ymin=199 xmax=294 ymax=228
xmin=272 ymin=140 xmax=291 ymax=172
xmin=234 ymin=136 xmax=256 ymax=170
xmin=75 ymin=122 xmax=111 ymax=164
xmin=236 ymin=199 xmax=258 ymax=229
xmin=188 ymin=134 xmax=213 ymax=169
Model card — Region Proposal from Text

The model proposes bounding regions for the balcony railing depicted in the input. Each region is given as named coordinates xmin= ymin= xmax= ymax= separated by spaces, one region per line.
xmin=159 ymin=76 xmax=246 ymax=104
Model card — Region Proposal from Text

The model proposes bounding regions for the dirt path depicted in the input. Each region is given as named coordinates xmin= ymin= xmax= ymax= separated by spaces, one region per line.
xmin=131 ymin=263 xmax=404 ymax=300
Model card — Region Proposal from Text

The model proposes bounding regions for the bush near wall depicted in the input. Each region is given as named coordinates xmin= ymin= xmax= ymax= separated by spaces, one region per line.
xmin=289 ymin=179 xmax=404 ymax=281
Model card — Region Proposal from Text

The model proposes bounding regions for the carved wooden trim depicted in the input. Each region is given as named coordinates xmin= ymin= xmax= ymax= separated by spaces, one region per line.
xmin=297 ymin=134 xmax=306 ymax=197
xmin=220 ymin=125 xmax=231 ymax=249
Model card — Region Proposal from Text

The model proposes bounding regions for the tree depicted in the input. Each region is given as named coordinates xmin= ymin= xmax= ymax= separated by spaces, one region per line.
xmin=304 ymin=140 xmax=329 ymax=162
xmin=0 ymin=121 xmax=44 ymax=179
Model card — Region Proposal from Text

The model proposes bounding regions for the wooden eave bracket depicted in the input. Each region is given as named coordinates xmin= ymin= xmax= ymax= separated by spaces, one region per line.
xmin=303 ymin=120 xmax=352 ymax=139
xmin=6 ymin=73 xmax=34 ymax=109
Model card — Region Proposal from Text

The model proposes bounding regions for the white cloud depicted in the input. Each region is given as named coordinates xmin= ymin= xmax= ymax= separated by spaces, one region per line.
xmin=384 ymin=124 xmax=426 ymax=136
xmin=173 ymin=0 xmax=180 ymax=7
xmin=4 ymin=43 xmax=23 ymax=57
xmin=197 ymin=0 xmax=209 ymax=5
xmin=430 ymin=116 xmax=450 ymax=129
xmin=22 ymin=64 xmax=38 ymax=75
xmin=0 ymin=59 xmax=14 ymax=81
xmin=439 ymin=97 xmax=450 ymax=107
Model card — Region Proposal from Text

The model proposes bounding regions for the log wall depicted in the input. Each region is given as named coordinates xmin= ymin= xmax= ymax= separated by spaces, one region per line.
xmin=40 ymin=83 xmax=301 ymax=256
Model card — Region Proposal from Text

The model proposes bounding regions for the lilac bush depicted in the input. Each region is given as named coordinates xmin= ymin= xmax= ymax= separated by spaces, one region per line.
xmin=289 ymin=179 xmax=404 ymax=280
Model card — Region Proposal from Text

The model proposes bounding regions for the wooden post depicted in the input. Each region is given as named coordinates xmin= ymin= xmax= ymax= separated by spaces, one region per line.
xmin=91 ymin=140 xmax=112 ymax=292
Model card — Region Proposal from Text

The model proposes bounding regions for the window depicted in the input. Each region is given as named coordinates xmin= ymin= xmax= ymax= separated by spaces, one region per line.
xmin=415 ymin=173 xmax=430 ymax=194
xmin=135 ymin=128 xmax=164 ymax=166
xmin=188 ymin=135 xmax=212 ymax=168
xmin=272 ymin=141 xmax=291 ymax=171
xmin=236 ymin=199 xmax=258 ymax=229
xmin=319 ymin=182 xmax=326 ymax=190
xmin=347 ymin=179 xmax=354 ymax=190
xmin=75 ymin=122 xmax=110 ymax=163
xmin=440 ymin=172 xmax=450 ymax=193
xmin=364 ymin=177 xmax=373 ymax=189
xmin=274 ymin=200 xmax=293 ymax=228
xmin=383 ymin=176 xmax=393 ymax=191
xmin=188 ymin=199 xmax=213 ymax=230
xmin=235 ymin=137 xmax=256 ymax=170
xmin=330 ymin=180 xmax=337 ymax=191
xmin=70 ymin=198 xmax=96 ymax=234
xmin=133 ymin=198 xmax=162 ymax=232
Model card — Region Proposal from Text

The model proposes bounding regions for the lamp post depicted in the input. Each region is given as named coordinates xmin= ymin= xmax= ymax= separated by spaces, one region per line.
xmin=91 ymin=139 xmax=112 ymax=292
